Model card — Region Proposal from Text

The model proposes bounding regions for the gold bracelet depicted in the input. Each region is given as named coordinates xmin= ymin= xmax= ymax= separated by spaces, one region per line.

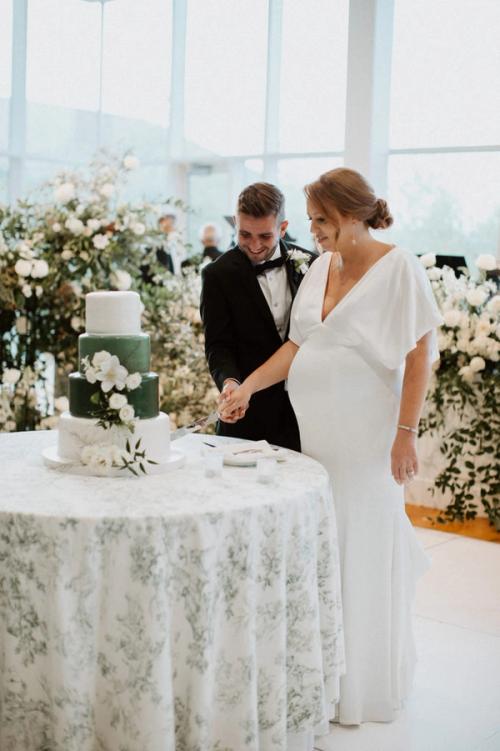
xmin=398 ymin=424 xmax=418 ymax=435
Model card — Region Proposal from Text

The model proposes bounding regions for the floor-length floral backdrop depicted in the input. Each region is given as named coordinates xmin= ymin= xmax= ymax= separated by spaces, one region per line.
xmin=0 ymin=156 xmax=498 ymax=526
xmin=0 ymin=154 xmax=218 ymax=435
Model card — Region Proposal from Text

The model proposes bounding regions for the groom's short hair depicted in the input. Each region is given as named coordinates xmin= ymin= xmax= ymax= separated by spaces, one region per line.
xmin=237 ymin=183 xmax=285 ymax=223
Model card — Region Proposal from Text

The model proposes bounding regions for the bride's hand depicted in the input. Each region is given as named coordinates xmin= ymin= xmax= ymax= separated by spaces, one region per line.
xmin=218 ymin=384 xmax=251 ymax=423
xmin=391 ymin=431 xmax=418 ymax=485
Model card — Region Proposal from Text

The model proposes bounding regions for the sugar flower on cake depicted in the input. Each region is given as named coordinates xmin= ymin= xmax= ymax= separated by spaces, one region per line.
xmin=95 ymin=354 xmax=128 ymax=392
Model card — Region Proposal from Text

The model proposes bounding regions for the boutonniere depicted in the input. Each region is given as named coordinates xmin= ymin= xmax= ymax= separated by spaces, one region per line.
xmin=287 ymin=249 xmax=310 ymax=275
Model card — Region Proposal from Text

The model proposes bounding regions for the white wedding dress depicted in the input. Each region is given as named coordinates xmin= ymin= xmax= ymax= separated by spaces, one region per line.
xmin=287 ymin=247 xmax=442 ymax=725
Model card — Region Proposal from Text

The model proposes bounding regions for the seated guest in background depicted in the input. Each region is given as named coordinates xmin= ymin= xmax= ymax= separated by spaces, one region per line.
xmin=200 ymin=182 xmax=316 ymax=451
xmin=181 ymin=222 xmax=224 ymax=272
xmin=200 ymin=222 xmax=224 ymax=263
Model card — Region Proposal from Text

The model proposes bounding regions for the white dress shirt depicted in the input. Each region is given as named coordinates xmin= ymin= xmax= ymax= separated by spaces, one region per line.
xmin=255 ymin=245 xmax=292 ymax=341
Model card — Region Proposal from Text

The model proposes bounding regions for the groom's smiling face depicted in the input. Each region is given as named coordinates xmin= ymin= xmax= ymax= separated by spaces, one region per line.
xmin=236 ymin=213 xmax=288 ymax=265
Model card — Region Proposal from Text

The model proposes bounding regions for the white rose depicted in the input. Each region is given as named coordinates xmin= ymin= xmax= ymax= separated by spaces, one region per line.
xmin=15 ymin=259 xmax=32 ymax=277
xmin=87 ymin=218 xmax=101 ymax=232
xmin=443 ymin=309 xmax=461 ymax=327
xmin=469 ymin=356 xmax=486 ymax=372
xmin=131 ymin=222 xmax=145 ymax=236
xmin=125 ymin=372 xmax=141 ymax=390
xmin=2 ymin=368 xmax=21 ymax=385
xmin=16 ymin=316 xmax=28 ymax=335
xmin=61 ymin=249 xmax=73 ymax=260
xmin=52 ymin=222 xmax=62 ymax=233
xmin=458 ymin=366 xmax=474 ymax=383
xmin=71 ymin=316 xmax=83 ymax=331
xmin=426 ymin=267 xmax=442 ymax=281
xmin=475 ymin=254 xmax=497 ymax=272
xmin=54 ymin=396 xmax=69 ymax=413
xmin=420 ymin=253 xmax=436 ymax=268
xmin=22 ymin=284 xmax=32 ymax=298
xmin=110 ymin=269 xmax=131 ymax=291
xmin=93 ymin=233 xmax=109 ymax=250
xmin=35 ymin=285 xmax=43 ymax=297
xmin=123 ymin=155 xmax=140 ymax=170
xmin=31 ymin=259 xmax=49 ymax=278
xmin=109 ymin=392 xmax=128 ymax=410
xmin=99 ymin=183 xmax=115 ymax=198
xmin=466 ymin=288 xmax=488 ymax=307
xmin=85 ymin=366 xmax=98 ymax=384
xmin=65 ymin=217 xmax=84 ymax=235
xmin=487 ymin=295 xmax=500 ymax=315
xmin=54 ymin=182 xmax=76 ymax=203
xmin=119 ymin=404 xmax=135 ymax=422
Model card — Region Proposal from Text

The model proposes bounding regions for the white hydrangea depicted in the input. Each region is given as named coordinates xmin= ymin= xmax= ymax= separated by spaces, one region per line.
xmin=475 ymin=254 xmax=497 ymax=271
xmin=110 ymin=269 xmax=131 ymax=291
xmin=93 ymin=233 xmax=109 ymax=250
xmin=31 ymin=259 xmax=49 ymax=278
xmin=2 ymin=368 xmax=21 ymax=385
xmin=65 ymin=217 xmax=84 ymax=235
xmin=466 ymin=288 xmax=488 ymax=307
xmin=15 ymin=259 xmax=32 ymax=277
xmin=443 ymin=309 xmax=461 ymax=327
xmin=99 ymin=183 xmax=115 ymax=199
xmin=469 ymin=356 xmax=486 ymax=372
xmin=420 ymin=252 xmax=436 ymax=268
xmin=54 ymin=182 xmax=76 ymax=203
xmin=131 ymin=222 xmax=145 ymax=236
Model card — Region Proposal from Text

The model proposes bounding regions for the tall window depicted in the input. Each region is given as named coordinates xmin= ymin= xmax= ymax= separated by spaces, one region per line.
xmin=184 ymin=0 xmax=268 ymax=158
xmin=0 ymin=0 xmax=12 ymax=153
xmin=387 ymin=0 xmax=500 ymax=258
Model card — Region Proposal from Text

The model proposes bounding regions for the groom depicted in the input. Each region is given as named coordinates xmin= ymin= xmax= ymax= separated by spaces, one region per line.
xmin=200 ymin=182 xmax=316 ymax=451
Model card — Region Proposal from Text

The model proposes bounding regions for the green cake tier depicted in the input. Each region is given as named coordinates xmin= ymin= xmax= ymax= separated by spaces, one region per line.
xmin=78 ymin=334 xmax=150 ymax=374
xmin=69 ymin=372 xmax=159 ymax=419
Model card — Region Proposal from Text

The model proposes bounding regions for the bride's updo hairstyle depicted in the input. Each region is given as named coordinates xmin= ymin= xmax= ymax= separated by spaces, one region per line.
xmin=305 ymin=168 xmax=393 ymax=230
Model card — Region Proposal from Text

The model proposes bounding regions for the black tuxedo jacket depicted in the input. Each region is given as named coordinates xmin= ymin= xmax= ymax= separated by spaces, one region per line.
xmin=200 ymin=239 xmax=316 ymax=450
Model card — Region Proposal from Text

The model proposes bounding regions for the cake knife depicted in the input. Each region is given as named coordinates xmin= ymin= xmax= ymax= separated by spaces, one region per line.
xmin=170 ymin=410 xmax=219 ymax=441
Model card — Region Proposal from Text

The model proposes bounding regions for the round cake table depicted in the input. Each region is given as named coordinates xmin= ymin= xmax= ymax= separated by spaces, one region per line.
xmin=0 ymin=430 xmax=345 ymax=751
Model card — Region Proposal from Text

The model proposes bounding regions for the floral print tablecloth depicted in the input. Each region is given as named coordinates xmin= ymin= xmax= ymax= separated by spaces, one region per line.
xmin=0 ymin=431 xmax=344 ymax=751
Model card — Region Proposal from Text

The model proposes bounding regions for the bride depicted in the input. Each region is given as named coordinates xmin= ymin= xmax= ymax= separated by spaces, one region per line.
xmin=219 ymin=167 xmax=443 ymax=725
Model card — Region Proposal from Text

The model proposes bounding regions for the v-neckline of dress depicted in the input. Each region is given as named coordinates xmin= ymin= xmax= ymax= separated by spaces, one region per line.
xmin=320 ymin=246 xmax=399 ymax=323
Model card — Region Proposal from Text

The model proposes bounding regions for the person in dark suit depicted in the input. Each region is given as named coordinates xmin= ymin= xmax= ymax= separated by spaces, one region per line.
xmin=181 ymin=222 xmax=224 ymax=272
xmin=200 ymin=182 xmax=316 ymax=450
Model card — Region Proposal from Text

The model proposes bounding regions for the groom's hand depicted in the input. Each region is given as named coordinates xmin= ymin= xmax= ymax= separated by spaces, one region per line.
xmin=218 ymin=380 xmax=248 ymax=423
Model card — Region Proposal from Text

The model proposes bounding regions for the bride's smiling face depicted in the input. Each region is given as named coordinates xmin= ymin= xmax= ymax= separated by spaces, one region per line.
xmin=307 ymin=199 xmax=348 ymax=253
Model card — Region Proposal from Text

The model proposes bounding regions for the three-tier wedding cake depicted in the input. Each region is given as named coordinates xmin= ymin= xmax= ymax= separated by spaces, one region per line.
xmin=44 ymin=290 xmax=178 ymax=476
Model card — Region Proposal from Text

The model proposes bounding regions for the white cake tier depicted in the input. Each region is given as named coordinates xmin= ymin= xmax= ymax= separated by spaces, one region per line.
xmin=58 ymin=411 xmax=171 ymax=467
xmin=86 ymin=291 xmax=142 ymax=335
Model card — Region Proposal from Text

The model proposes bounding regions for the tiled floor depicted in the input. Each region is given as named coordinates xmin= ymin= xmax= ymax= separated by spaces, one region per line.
xmin=314 ymin=528 xmax=500 ymax=751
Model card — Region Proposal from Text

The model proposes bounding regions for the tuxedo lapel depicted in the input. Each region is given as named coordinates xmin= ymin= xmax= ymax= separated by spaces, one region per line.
xmin=228 ymin=247 xmax=280 ymax=333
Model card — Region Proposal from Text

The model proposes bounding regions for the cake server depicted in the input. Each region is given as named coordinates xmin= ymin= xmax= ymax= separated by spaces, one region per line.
xmin=170 ymin=410 xmax=219 ymax=441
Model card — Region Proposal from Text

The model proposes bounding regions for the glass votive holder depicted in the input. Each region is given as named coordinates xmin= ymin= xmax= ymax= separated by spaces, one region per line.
xmin=256 ymin=456 xmax=277 ymax=484
xmin=204 ymin=451 xmax=224 ymax=478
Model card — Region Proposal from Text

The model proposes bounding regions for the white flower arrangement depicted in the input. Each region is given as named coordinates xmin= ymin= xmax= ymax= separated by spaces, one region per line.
xmin=419 ymin=253 xmax=499 ymax=527
xmin=287 ymin=249 xmax=311 ymax=275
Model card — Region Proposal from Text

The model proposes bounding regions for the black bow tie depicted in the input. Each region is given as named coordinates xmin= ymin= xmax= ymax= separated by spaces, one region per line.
xmin=254 ymin=256 xmax=285 ymax=275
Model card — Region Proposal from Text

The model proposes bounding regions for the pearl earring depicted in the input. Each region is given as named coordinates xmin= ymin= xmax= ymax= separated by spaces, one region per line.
xmin=351 ymin=225 xmax=357 ymax=246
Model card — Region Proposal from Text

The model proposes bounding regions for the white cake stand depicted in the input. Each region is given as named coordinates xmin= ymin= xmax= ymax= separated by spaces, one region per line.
xmin=42 ymin=444 xmax=185 ymax=478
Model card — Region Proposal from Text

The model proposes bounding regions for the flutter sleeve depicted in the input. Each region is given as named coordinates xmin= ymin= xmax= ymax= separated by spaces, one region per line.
xmin=288 ymin=255 xmax=323 ymax=347
xmin=373 ymin=251 xmax=443 ymax=370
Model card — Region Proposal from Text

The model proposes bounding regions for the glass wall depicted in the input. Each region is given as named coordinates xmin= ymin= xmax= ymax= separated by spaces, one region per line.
xmin=387 ymin=0 xmax=500 ymax=259
xmin=1 ymin=0 xmax=499 ymax=257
